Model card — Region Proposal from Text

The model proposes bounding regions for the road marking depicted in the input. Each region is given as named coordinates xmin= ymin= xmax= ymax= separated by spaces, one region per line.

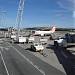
xmin=0 ymin=47 xmax=10 ymax=51
xmin=0 ymin=51 xmax=10 ymax=75
xmin=5 ymin=41 xmax=46 ymax=75
xmin=61 ymin=51 xmax=68 ymax=59
xmin=5 ymin=48 xmax=9 ymax=50
xmin=0 ymin=47 xmax=4 ymax=51
xmin=6 ymin=46 xmax=12 ymax=48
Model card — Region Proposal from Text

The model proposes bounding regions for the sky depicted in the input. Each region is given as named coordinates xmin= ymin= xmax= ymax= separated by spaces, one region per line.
xmin=0 ymin=0 xmax=75 ymax=28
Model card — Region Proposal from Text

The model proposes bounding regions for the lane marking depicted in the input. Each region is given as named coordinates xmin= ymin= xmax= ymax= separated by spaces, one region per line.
xmin=0 ymin=51 xmax=10 ymax=75
xmin=0 ymin=46 xmax=12 ymax=48
xmin=5 ymin=46 xmax=12 ymax=48
xmin=5 ymin=40 xmax=46 ymax=75
xmin=5 ymin=48 xmax=9 ymax=50
xmin=0 ymin=46 xmax=10 ymax=51
xmin=0 ymin=47 xmax=4 ymax=51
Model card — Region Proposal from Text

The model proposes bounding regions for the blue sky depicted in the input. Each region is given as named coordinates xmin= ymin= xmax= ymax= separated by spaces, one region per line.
xmin=0 ymin=0 xmax=75 ymax=28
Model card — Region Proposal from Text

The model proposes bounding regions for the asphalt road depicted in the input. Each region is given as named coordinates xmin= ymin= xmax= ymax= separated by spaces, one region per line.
xmin=0 ymin=39 xmax=66 ymax=75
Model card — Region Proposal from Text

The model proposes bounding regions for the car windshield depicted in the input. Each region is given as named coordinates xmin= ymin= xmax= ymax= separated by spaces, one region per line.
xmin=38 ymin=43 xmax=42 ymax=46
xmin=61 ymin=36 xmax=66 ymax=39
xmin=35 ymin=44 xmax=38 ymax=46
xmin=34 ymin=43 xmax=42 ymax=46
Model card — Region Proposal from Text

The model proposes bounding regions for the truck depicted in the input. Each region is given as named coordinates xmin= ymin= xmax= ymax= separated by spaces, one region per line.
xmin=16 ymin=36 xmax=27 ymax=43
xmin=11 ymin=34 xmax=16 ymax=40
xmin=40 ymin=37 xmax=47 ymax=45
xmin=54 ymin=33 xmax=75 ymax=48
xmin=27 ymin=35 xmax=35 ymax=43
xmin=49 ymin=33 xmax=58 ymax=40
xmin=12 ymin=36 xmax=27 ymax=43
xmin=10 ymin=31 xmax=16 ymax=40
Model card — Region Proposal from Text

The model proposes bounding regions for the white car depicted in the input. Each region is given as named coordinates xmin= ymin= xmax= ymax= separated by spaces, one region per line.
xmin=30 ymin=43 xmax=44 ymax=51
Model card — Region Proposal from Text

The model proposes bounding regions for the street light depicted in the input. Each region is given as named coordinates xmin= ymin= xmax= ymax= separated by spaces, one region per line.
xmin=1 ymin=11 xmax=6 ymax=27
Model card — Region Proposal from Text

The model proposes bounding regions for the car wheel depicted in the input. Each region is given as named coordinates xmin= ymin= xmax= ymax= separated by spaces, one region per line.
xmin=31 ymin=45 xmax=33 ymax=50
xmin=34 ymin=47 xmax=36 ymax=52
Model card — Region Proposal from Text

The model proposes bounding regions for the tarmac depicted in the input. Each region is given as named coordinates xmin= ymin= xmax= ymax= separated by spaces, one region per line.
xmin=17 ymin=31 xmax=75 ymax=75
xmin=0 ymin=31 xmax=75 ymax=75
xmin=17 ymin=39 xmax=66 ymax=74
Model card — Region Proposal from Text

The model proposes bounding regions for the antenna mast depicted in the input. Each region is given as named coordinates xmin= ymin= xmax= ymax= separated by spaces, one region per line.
xmin=16 ymin=0 xmax=25 ymax=36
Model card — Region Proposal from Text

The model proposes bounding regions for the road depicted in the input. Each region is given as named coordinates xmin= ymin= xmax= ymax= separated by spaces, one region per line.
xmin=0 ymin=39 xmax=66 ymax=75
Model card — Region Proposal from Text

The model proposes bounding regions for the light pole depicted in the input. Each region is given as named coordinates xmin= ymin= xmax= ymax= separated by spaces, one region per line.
xmin=1 ymin=11 xmax=6 ymax=27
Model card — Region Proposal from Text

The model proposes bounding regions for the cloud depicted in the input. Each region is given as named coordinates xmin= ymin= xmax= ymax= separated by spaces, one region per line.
xmin=56 ymin=14 xmax=62 ymax=17
xmin=53 ymin=10 xmax=70 ymax=13
xmin=57 ymin=0 xmax=75 ymax=18
xmin=68 ymin=0 xmax=74 ymax=3
xmin=57 ymin=0 xmax=74 ymax=11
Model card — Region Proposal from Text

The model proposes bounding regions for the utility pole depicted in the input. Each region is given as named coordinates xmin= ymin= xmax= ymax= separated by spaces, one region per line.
xmin=16 ymin=0 xmax=25 ymax=36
